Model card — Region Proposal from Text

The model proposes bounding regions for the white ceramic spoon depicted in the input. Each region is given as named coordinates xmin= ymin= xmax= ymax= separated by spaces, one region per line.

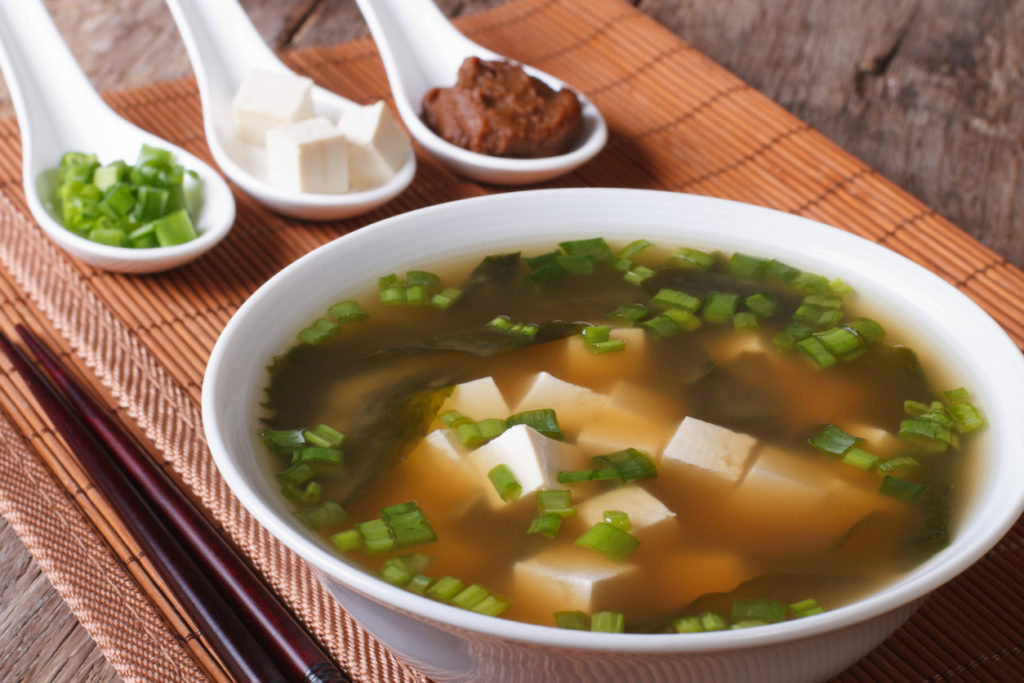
xmin=0 ymin=0 xmax=235 ymax=273
xmin=164 ymin=0 xmax=416 ymax=221
xmin=354 ymin=0 xmax=607 ymax=186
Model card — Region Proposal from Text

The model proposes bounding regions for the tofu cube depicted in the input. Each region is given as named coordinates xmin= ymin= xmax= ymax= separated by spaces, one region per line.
xmin=513 ymin=545 xmax=640 ymax=618
xmin=233 ymin=69 xmax=314 ymax=144
xmin=465 ymin=424 xmax=585 ymax=507
xmin=337 ymin=101 xmax=411 ymax=189
xmin=514 ymin=372 xmax=608 ymax=438
xmin=438 ymin=376 xmax=509 ymax=423
xmin=661 ymin=416 xmax=758 ymax=482
xmin=560 ymin=327 xmax=646 ymax=388
xmin=576 ymin=383 xmax=676 ymax=457
xmin=575 ymin=485 xmax=676 ymax=538
xmin=266 ymin=117 xmax=349 ymax=194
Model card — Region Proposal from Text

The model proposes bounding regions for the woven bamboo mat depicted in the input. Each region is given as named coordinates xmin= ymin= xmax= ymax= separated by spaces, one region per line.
xmin=0 ymin=0 xmax=1021 ymax=680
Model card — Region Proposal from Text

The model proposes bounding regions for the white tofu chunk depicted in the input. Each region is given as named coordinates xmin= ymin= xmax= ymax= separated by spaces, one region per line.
xmin=513 ymin=545 xmax=640 ymax=615
xmin=465 ymin=424 xmax=585 ymax=507
xmin=576 ymin=383 xmax=676 ymax=457
xmin=266 ymin=117 xmax=349 ymax=194
xmin=560 ymin=327 xmax=646 ymax=387
xmin=233 ymin=69 xmax=314 ymax=144
xmin=438 ymin=376 xmax=509 ymax=422
xmin=575 ymin=485 xmax=676 ymax=537
xmin=841 ymin=422 xmax=904 ymax=458
xmin=393 ymin=429 xmax=480 ymax=516
xmin=336 ymin=101 xmax=411 ymax=189
xmin=514 ymin=372 xmax=608 ymax=437
xmin=705 ymin=330 xmax=773 ymax=366
xmin=661 ymin=416 xmax=757 ymax=482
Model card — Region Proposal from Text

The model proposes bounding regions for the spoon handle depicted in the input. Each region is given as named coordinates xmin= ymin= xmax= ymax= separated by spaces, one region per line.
xmin=0 ymin=0 xmax=121 ymax=164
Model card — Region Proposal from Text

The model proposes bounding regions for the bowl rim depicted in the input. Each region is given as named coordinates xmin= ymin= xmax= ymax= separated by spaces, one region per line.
xmin=203 ymin=187 xmax=1024 ymax=653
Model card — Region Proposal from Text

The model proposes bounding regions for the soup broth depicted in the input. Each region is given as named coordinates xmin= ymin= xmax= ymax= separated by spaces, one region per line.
xmin=260 ymin=239 xmax=982 ymax=632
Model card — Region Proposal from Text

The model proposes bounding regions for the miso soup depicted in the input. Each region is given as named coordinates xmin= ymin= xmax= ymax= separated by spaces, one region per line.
xmin=259 ymin=238 xmax=984 ymax=633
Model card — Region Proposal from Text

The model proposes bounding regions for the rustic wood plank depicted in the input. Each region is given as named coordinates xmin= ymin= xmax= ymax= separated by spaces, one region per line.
xmin=0 ymin=1 xmax=1019 ymax=681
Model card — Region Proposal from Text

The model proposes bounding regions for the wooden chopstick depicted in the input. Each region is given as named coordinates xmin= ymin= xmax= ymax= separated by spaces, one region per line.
xmin=3 ymin=327 xmax=350 ymax=683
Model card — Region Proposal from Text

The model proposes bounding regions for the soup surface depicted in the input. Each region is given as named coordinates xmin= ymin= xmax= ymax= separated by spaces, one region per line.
xmin=259 ymin=239 xmax=983 ymax=633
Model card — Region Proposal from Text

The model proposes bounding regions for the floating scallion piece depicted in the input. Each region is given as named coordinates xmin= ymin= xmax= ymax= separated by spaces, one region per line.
xmin=609 ymin=303 xmax=650 ymax=324
xmin=650 ymin=288 xmax=701 ymax=312
xmin=527 ymin=512 xmax=562 ymax=537
xmin=594 ymin=448 xmax=658 ymax=483
xmin=732 ymin=311 xmax=758 ymax=332
xmin=560 ymin=237 xmax=613 ymax=264
xmin=876 ymin=454 xmax=921 ymax=475
xmin=941 ymin=387 xmax=985 ymax=433
xmin=727 ymin=253 xmax=767 ymax=279
xmin=762 ymin=259 xmax=800 ymax=284
xmin=699 ymin=612 xmax=728 ymax=631
xmin=590 ymin=611 xmax=625 ymax=633
xmin=555 ymin=610 xmax=590 ymax=630
xmin=880 ymin=475 xmax=928 ymax=502
xmin=536 ymin=489 xmax=576 ymax=517
xmin=731 ymin=599 xmax=787 ymax=623
xmin=506 ymin=409 xmax=565 ymax=440
xmin=291 ymin=500 xmax=348 ymax=530
xmin=488 ymin=464 xmax=522 ymax=502
xmin=789 ymin=598 xmax=825 ymax=618
xmin=291 ymin=446 xmax=342 ymax=466
xmin=670 ymin=616 xmax=704 ymax=633
xmin=581 ymin=326 xmax=626 ymax=354
xmin=426 ymin=576 xmax=465 ymax=602
xmin=841 ymin=447 xmax=879 ymax=471
xmin=379 ymin=553 xmax=435 ymax=586
xmin=280 ymin=480 xmax=321 ymax=505
xmin=357 ymin=518 xmax=396 ymax=554
xmin=744 ymin=292 xmax=780 ymax=318
xmin=382 ymin=501 xmax=437 ymax=547
xmin=602 ymin=510 xmax=631 ymax=531
xmin=623 ymin=264 xmax=655 ymax=286
xmin=703 ymin=291 xmax=740 ymax=324
xmin=670 ymin=246 xmax=715 ymax=270
xmin=575 ymin=522 xmax=639 ymax=562
xmin=328 ymin=300 xmax=368 ymax=322
xmin=808 ymin=425 xmax=861 ymax=456
xmin=795 ymin=336 xmax=837 ymax=368
xmin=330 ymin=528 xmax=362 ymax=552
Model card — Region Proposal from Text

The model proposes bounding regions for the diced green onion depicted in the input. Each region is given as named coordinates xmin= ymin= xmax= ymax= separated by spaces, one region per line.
xmin=357 ymin=518 xmax=396 ymax=554
xmin=730 ymin=620 xmax=768 ymax=629
xmin=439 ymin=410 xmax=472 ymax=427
xmin=382 ymin=501 xmax=437 ymax=547
xmin=941 ymin=387 xmax=985 ymax=433
xmin=430 ymin=287 xmax=462 ymax=310
xmin=405 ymin=285 xmax=430 ymax=306
xmin=670 ymin=247 xmax=715 ymax=270
xmin=732 ymin=599 xmax=787 ymax=623
xmin=506 ymin=409 xmax=565 ymax=440
xmin=380 ymin=553 xmax=434 ymax=586
xmin=591 ymin=611 xmax=625 ymax=633
xmin=671 ymin=616 xmax=704 ymax=633
xmin=557 ymin=254 xmax=596 ymax=274
xmin=773 ymin=331 xmax=796 ymax=352
xmin=703 ymin=291 xmax=739 ymax=323
xmin=650 ymin=288 xmax=701 ymax=312
xmin=477 ymin=418 xmax=508 ymax=441
xmin=525 ymin=262 xmax=567 ymax=289
xmin=527 ymin=512 xmax=562 ymax=537
xmin=846 ymin=317 xmax=885 ymax=343
xmin=151 ymin=208 xmax=197 ymax=246
xmin=744 ymin=292 xmax=779 ymax=318
xmin=841 ymin=447 xmax=879 ymax=471
xmin=795 ymin=336 xmax=837 ymax=368
xmin=330 ymin=528 xmax=362 ymax=552
xmin=808 ymin=425 xmax=861 ymax=456
xmin=328 ymin=300 xmax=368 ymax=322
xmin=280 ymin=480 xmax=321 ymax=505
xmin=875 ymin=454 xmax=921 ymax=475
xmin=699 ymin=612 xmax=728 ymax=631
xmin=642 ymin=314 xmax=681 ymax=339
xmin=451 ymin=584 xmax=491 ymax=610
xmin=761 ymin=259 xmax=800 ymax=283
xmin=582 ymin=326 xmax=611 ymax=344
xmin=732 ymin=312 xmax=758 ymax=332
xmin=789 ymin=598 xmax=825 ymax=618
xmin=426 ymin=576 xmax=465 ymax=602
xmin=623 ymin=264 xmax=655 ymax=285
xmin=276 ymin=463 xmax=316 ymax=486
xmin=880 ymin=476 xmax=928 ymax=502
xmin=609 ymin=303 xmax=650 ymax=324
xmin=602 ymin=510 xmax=631 ymax=531
xmin=406 ymin=270 xmax=440 ymax=288
xmin=380 ymin=286 xmax=407 ymax=306
xmin=406 ymin=573 xmax=433 ymax=595
xmin=297 ymin=317 xmax=340 ymax=345
xmin=555 ymin=610 xmax=590 ymax=630
xmin=488 ymin=464 xmax=522 ymax=502
xmin=537 ymin=489 xmax=576 ymax=517
xmin=310 ymin=424 xmax=346 ymax=447
xmin=471 ymin=593 xmax=510 ymax=616
xmin=292 ymin=500 xmax=348 ymax=530
xmin=814 ymin=327 xmax=862 ymax=358
xmin=560 ymin=237 xmax=613 ymax=263
xmin=784 ymin=321 xmax=814 ymax=341
xmin=663 ymin=308 xmax=702 ymax=331
xmin=728 ymin=253 xmax=767 ymax=279
xmin=291 ymin=446 xmax=343 ymax=465
xmin=575 ymin=522 xmax=639 ymax=562
xmin=791 ymin=272 xmax=832 ymax=294
xmin=259 ymin=428 xmax=306 ymax=454
xmin=593 ymin=448 xmax=658 ymax=483
xmin=616 ymin=239 xmax=654 ymax=261
xmin=556 ymin=468 xmax=619 ymax=483
xmin=898 ymin=418 xmax=957 ymax=451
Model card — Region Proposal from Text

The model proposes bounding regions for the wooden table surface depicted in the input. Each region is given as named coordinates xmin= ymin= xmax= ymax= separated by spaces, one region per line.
xmin=0 ymin=0 xmax=1021 ymax=681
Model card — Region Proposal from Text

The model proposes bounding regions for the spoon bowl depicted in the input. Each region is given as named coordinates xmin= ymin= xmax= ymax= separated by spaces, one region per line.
xmin=0 ymin=0 xmax=235 ymax=274
xmin=165 ymin=0 xmax=416 ymax=221
xmin=355 ymin=0 xmax=607 ymax=186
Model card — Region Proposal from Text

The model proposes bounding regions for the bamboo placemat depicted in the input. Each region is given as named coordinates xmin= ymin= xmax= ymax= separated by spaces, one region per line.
xmin=0 ymin=0 xmax=1021 ymax=680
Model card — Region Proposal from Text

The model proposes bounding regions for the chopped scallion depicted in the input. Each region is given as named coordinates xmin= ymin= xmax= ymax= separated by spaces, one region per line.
xmin=555 ymin=610 xmax=590 ymax=630
xmin=808 ymin=425 xmax=861 ymax=456
xmin=488 ymin=464 xmax=522 ymax=502
xmin=292 ymin=500 xmax=348 ymax=530
xmin=590 ymin=611 xmax=625 ymax=633
xmin=574 ymin=522 xmax=639 ymax=562
xmin=880 ymin=475 xmax=928 ymax=502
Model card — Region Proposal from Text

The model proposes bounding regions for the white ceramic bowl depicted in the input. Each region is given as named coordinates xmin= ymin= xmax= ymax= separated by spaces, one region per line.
xmin=203 ymin=189 xmax=1024 ymax=682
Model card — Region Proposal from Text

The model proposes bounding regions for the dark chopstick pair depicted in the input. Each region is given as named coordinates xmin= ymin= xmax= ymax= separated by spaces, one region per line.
xmin=0 ymin=326 xmax=350 ymax=683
